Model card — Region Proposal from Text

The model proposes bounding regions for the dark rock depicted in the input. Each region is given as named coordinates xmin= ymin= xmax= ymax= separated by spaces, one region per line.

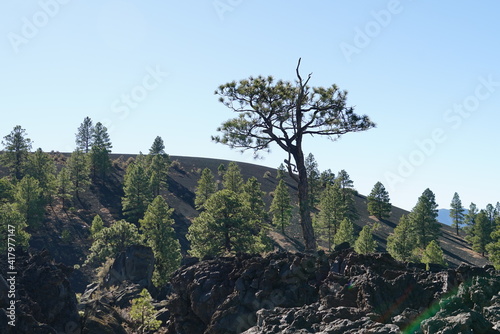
xmin=102 ymin=244 xmax=154 ymax=289
xmin=163 ymin=250 xmax=500 ymax=334
xmin=0 ymin=250 xmax=81 ymax=334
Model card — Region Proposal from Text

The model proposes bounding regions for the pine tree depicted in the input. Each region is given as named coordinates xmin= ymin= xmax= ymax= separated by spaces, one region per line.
xmin=1 ymin=125 xmax=32 ymax=180
xmin=367 ymin=181 xmax=391 ymax=220
xmin=334 ymin=218 xmax=356 ymax=247
xmin=90 ymin=214 xmax=105 ymax=237
xmin=139 ymin=196 xmax=181 ymax=286
xmin=56 ymin=167 xmax=74 ymax=209
xmin=276 ymin=163 xmax=287 ymax=180
xmin=334 ymin=174 xmax=359 ymax=221
xmin=187 ymin=189 xmax=258 ymax=257
xmin=486 ymin=217 xmax=500 ymax=269
xmin=315 ymin=182 xmax=344 ymax=250
xmin=67 ymin=149 xmax=91 ymax=199
xmin=269 ymin=179 xmax=293 ymax=234
xmin=75 ymin=117 xmax=94 ymax=153
xmin=129 ymin=289 xmax=161 ymax=333
xmin=354 ymin=224 xmax=378 ymax=254
xmin=0 ymin=177 xmax=15 ymax=204
xmin=387 ymin=215 xmax=417 ymax=262
xmin=449 ymin=192 xmax=465 ymax=236
xmin=25 ymin=148 xmax=57 ymax=203
xmin=195 ymin=168 xmax=218 ymax=210
xmin=148 ymin=136 xmax=170 ymax=197
xmin=319 ymin=169 xmax=335 ymax=188
xmin=122 ymin=154 xmax=152 ymax=223
xmin=0 ymin=203 xmax=30 ymax=252
xmin=421 ymin=240 xmax=446 ymax=270
xmin=149 ymin=136 xmax=167 ymax=155
xmin=463 ymin=203 xmax=478 ymax=244
xmin=305 ymin=153 xmax=320 ymax=208
xmin=409 ymin=188 xmax=441 ymax=248
xmin=14 ymin=176 xmax=44 ymax=228
xmin=486 ymin=204 xmax=496 ymax=232
xmin=242 ymin=177 xmax=266 ymax=226
xmin=90 ymin=122 xmax=112 ymax=180
xmin=472 ymin=210 xmax=492 ymax=256
xmin=85 ymin=220 xmax=144 ymax=266
xmin=222 ymin=162 xmax=244 ymax=192
xmin=148 ymin=154 xmax=169 ymax=197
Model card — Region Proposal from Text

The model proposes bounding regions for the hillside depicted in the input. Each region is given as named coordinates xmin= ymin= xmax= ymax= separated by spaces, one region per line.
xmin=1 ymin=153 xmax=490 ymax=293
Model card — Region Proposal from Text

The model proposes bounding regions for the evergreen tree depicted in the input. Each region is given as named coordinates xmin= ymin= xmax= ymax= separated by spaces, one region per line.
xmin=319 ymin=169 xmax=335 ymax=188
xmin=334 ymin=218 xmax=356 ymax=247
xmin=354 ymin=224 xmax=378 ymax=254
xmin=1 ymin=125 xmax=32 ymax=180
xmin=217 ymin=163 xmax=226 ymax=177
xmin=85 ymin=220 xmax=144 ymax=266
xmin=139 ymin=196 xmax=181 ymax=286
xmin=222 ymin=161 xmax=244 ymax=192
xmin=449 ymin=192 xmax=465 ymax=236
xmin=90 ymin=214 xmax=105 ymax=237
xmin=149 ymin=136 xmax=167 ymax=155
xmin=213 ymin=60 xmax=375 ymax=251
xmin=269 ymin=179 xmax=293 ymax=234
xmin=67 ymin=149 xmax=91 ymax=199
xmin=14 ymin=176 xmax=44 ymax=228
xmin=276 ymin=163 xmax=287 ymax=180
xmin=421 ymin=240 xmax=446 ymax=270
xmin=122 ymin=154 xmax=152 ymax=223
xmin=187 ymin=189 xmax=259 ymax=257
xmin=305 ymin=153 xmax=320 ymax=208
xmin=25 ymin=148 xmax=57 ymax=203
xmin=90 ymin=122 xmax=112 ymax=180
xmin=409 ymin=188 xmax=440 ymax=248
xmin=367 ymin=181 xmax=391 ymax=220
xmin=195 ymin=168 xmax=217 ymax=210
xmin=148 ymin=154 xmax=169 ymax=197
xmin=0 ymin=177 xmax=15 ymax=204
xmin=148 ymin=136 xmax=170 ymax=197
xmin=129 ymin=289 xmax=161 ymax=334
xmin=242 ymin=177 xmax=266 ymax=226
xmin=472 ymin=210 xmax=492 ymax=256
xmin=333 ymin=176 xmax=358 ymax=221
xmin=387 ymin=215 xmax=417 ymax=262
xmin=486 ymin=203 xmax=496 ymax=231
xmin=75 ymin=117 xmax=94 ymax=153
xmin=315 ymin=182 xmax=344 ymax=250
xmin=0 ymin=203 xmax=30 ymax=253
xmin=486 ymin=217 xmax=500 ymax=269
xmin=56 ymin=167 xmax=74 ymax=209
xmin=463 ymin=203 xmax=478 ymax=244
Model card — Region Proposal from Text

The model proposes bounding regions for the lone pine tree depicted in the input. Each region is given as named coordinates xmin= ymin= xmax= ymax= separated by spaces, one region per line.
xmin=75 ymin=116 xmax=94 ymax=153
xmin=213 ymin=59 xmax=375 ymax=250
xmin=449 ymin=192 xmax=465 ymax=236
xmin=367 ymin=181 xmax=391 ymax=220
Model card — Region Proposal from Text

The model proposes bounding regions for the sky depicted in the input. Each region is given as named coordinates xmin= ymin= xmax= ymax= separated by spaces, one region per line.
xmin=0 ymin=1 xmax=499 ymax=212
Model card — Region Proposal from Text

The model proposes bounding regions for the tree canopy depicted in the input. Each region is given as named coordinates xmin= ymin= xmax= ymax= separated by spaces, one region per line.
xmin=213 ymin=59 xmax=375 ymax=250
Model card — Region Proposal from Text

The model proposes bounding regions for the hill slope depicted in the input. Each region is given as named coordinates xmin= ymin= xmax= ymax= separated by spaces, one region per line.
xmin=167 ymin=156 xmax=488 ymax=268
xmin=3 ymin=153 xmax=489 ymax=293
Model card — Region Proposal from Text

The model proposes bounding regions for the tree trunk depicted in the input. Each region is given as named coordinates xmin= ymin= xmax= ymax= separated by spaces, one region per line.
xmin=293 ymin=148 xmax=317 ymax=251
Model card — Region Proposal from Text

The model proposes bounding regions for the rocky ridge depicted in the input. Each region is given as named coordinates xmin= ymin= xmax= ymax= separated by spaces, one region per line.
xmin=164 ymin=248 xmax=500 ymax=334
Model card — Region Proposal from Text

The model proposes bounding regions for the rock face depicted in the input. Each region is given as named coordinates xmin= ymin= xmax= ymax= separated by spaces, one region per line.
xmin=0 ymin=250 xmax=81 ymax=334
xmin=80 ymin=245 xmax=155 ymax=334
xmin=164 ymin=249 xmax=500 ymax=334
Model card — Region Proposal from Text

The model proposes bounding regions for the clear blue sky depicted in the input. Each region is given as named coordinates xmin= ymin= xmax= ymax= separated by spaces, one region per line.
xmin=1 ymin=1 xmax=499 ymax=212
